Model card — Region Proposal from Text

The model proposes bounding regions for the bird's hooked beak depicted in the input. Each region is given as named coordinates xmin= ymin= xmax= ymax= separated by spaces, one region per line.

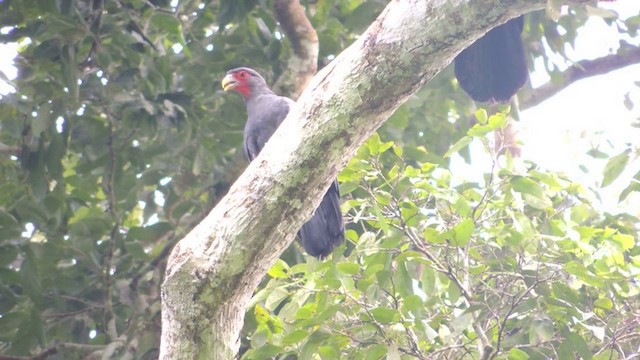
xmin=221 ymin=74 xmax=237 ymax=91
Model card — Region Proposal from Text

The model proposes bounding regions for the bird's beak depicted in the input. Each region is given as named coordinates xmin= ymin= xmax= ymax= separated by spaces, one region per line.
xmin=221 ymin=74 xmax=237 ymax=91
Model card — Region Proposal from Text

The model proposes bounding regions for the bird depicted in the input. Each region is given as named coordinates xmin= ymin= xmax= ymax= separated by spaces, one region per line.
xmin=454 ymin=16 xmax=528 ymax=103
xmin=221 ymin=67 xmax=345 ymax=258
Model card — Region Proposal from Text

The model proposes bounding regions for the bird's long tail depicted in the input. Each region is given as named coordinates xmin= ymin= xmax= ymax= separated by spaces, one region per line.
xmin=298 ymin=180 xmax=344 ymax=258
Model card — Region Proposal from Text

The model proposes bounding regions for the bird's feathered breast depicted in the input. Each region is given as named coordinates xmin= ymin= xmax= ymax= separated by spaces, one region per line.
xmin=243 ymin=94 xmax=296 ymax=161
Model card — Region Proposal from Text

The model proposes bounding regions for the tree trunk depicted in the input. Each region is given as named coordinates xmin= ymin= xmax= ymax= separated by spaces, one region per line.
xmin=160 ymin=0 xmax=590 ymax=358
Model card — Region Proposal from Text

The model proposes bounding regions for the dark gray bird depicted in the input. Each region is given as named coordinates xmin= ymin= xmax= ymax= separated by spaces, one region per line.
xmin=454 ymin=16 xmax=528 ymax=103
xmin=222 ymin=67 xmax=344 ymax=258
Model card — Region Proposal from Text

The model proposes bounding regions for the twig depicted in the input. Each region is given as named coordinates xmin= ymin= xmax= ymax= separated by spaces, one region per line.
xmin=103 ymin=109 xmax=120 ymax=342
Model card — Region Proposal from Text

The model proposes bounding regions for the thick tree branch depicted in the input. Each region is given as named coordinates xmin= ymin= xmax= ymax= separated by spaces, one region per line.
xmin=520 ymin=44 xmax=640 ymax=109
xmin=160 ymin=0 xmax=592 ymax=358
xmin=272 ymin=0 xmax=319 ymax=98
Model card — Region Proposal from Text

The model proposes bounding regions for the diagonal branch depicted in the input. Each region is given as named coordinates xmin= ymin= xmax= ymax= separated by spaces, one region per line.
xmin=272 ymin=0 xmax=319 ymax=99
xmin=520 ymin=44 xmax=640 ymax=109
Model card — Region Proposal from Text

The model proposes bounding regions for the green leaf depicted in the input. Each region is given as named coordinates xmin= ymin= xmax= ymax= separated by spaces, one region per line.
xmin=594 ymin=297 xmax=613 ymax=310
xmin=267 ymin=259 xmax=291 ymax=279
xmin=0 ymin=312 xmax=26 ymax=332
xmin=451 ymin=218 xmax=474 ymax=246
xmin=474 ymin=109 xmax=488 ymax=124
xmin=367 ymin=132 xmax=381 ymax=155
xmin=369 ymin=308 xmax=399 ymax=324
xmin=363 ymin=343 xmax=387 ymax=360
xmin=487 ymin=112 xmax=508 ymax=129
xmin=529 ymin=319 xmax=554 ymax=344
xmin=250 ymin=327 xmax=270 ymax=348
xmin=510 ymin=176 xmax=545 ymax=198
xmin=602 ymin=149 xmax=630 ymax=187
xmin=618 ymin=172 xmax=640 ymax=201
xmin=318 ymin=344 xmax=339 ymax=359
xmin=371 ymin=202 xmax=390 ymax=235
xmin=254 ymin=304 xmax=269 ymax=325
xmin=151 ymin=13 xmax=182 ymax=37
xmin=336 ymin=262 xmax=360 ymax=275
xmin=123 ymin=241 xmax=148 ymax=259
xmin=423 ymin=227 xmax=445 ymax=244
xmin=363 ymin=263 xmax=384 ymax=277
xmin=0 ymin=211 xmax=21 ymax=242
xmin=126 ymin=222 xmax=173 ymax=242
xmin=467 ymin=123 xmax=493 ymax=137
xmin=566 ymin=332 xmax=593 ymax=360
xmin=444 ymin=136 xmax=472 ymax=158
xmin=250 ymin=344 xmax=283 ymax=359
xmin=282 ymin=329 xmax=309 ymax=345
xmin=264 ymin=287 xmax=289 ymax=311
xmin=610 ymin=233 xmax=634 ymax=250
xmin=19 ymin=247 xmax=43 ymax=305
xmin=508 ymin=348 xmax=529 ymax=360
xmin=403 ymin=294 xmax=423 ymax=312
xmin=0 ymin=246 xmax=18 ymax=267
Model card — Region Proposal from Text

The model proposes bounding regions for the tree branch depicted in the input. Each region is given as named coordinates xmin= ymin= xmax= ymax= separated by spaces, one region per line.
xmin=0 ymin=343 xmax=108 ymax=360
xmin=272 ymin=0 xmax=319 ymax=99
xmin=160 ymin=0 xmax=592 ymax=358
xmin=0 ymin=142 xmax=20 ymax=156
xmin=520 ymin=43 xmax=640 ymax=109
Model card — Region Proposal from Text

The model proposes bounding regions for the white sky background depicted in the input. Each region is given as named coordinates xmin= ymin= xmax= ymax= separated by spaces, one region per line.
xmin=453 ymin=0 xmax=640 ymax=215
xmin=523 ymin=0 xmax=640 ymax=214
xmin=0 ymin=1 xmax=639 ymax=214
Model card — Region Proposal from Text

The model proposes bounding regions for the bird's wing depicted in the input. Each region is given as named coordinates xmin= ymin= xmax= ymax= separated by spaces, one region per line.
xmin=244 ymin=95 xmax=294 ymax=161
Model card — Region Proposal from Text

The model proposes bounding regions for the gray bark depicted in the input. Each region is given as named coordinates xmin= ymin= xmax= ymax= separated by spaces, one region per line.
xmin=273 ymin=0 xmax=319 ymax=99
xmin=160 ymin=0 xmax=590 ymax=358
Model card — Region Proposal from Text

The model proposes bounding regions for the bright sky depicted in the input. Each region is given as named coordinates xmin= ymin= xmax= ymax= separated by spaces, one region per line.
xmin=1 ymin=2 xmax=639 ymax=214
xmin=455 ymin=0 xmax=640 ymax=215
xmin=520 ymin=0 xmax=640 ymax=214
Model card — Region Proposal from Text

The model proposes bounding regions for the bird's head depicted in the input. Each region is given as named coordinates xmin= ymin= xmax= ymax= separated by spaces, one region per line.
xmin=221 ymin=67 xmax=269 ymax=98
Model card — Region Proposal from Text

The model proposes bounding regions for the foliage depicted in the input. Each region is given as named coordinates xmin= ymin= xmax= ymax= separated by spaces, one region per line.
xmin=0 ymin=0 xmax=638 ymax=359
xmin=241 ymin=120 xmax=640 ymax=359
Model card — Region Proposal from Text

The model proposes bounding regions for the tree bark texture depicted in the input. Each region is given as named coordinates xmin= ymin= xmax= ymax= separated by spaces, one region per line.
xmin=160 ymin=1 xmax=591 ymax=358
xmin=273 ymin=0 xmax=319 ymax=99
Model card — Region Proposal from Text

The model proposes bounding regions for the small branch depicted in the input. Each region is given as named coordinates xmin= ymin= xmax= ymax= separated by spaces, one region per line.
xmin=273 ymin=0 xmax=319 ymax=98
xmin=490 ymin=270 xmax=558 ymax=359
xmin=59 ymin=343 xmax=108 ymax=352
xmin=520 ymin=45 xmax=640 ymax=109
xmin=0 ymin=142 xmax=20 ymax=156
xmin=471 ymin=150 xmax=498 ymax=221
xmin=103 ymin=110 xmax=120 ymax=342
xmin=399 ymin=216 xmax=494 ymax=357
xmin=0 ymin=343 xmax=108 ymax=360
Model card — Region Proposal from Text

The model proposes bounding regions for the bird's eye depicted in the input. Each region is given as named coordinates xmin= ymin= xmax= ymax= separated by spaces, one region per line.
xmin=239 ymin=71 xmax=248 ymax=78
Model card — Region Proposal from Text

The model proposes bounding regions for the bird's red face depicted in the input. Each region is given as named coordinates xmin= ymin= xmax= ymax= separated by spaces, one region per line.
xmin=221 ymin=69 xmax=253 ymax=97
